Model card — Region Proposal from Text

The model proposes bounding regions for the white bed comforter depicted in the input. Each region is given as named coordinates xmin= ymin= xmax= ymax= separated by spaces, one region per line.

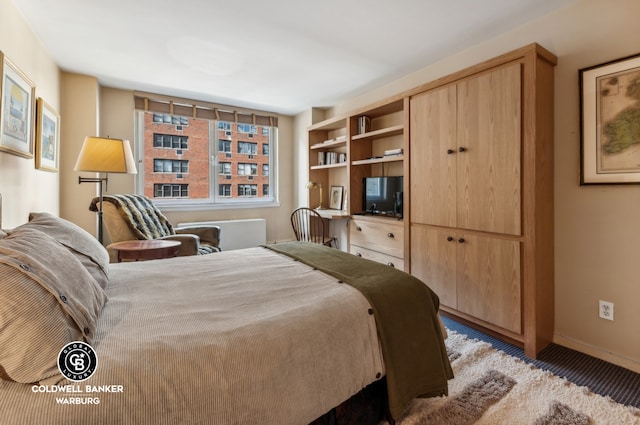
xmin=0 ymin=247 xmax=384 ymax=425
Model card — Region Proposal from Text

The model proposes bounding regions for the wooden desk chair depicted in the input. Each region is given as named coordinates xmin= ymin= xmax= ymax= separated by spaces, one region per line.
xmin=290 ymin=207 xmax=336 ymax=247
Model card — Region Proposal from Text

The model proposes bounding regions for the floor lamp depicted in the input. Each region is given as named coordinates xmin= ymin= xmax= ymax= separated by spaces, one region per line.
xmin=74 ymin=137 xmax=137 ymax=244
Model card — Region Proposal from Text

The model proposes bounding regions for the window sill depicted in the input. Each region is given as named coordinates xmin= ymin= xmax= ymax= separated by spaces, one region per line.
xmin=154 ymin=199 xmax=280 ymax=212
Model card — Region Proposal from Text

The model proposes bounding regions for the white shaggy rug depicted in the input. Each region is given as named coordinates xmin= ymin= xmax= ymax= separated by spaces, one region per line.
xmin=394 ymin=331 xmax=640 ymax=425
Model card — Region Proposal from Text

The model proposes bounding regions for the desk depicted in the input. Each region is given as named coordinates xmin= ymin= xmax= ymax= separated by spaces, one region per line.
xmin=314 ymin=209 xmax=350 ymax=220
xmin=313 ymin=209 xmax=350 ymax=251
xmin=108 ymin=240 xmax=182 ymax=263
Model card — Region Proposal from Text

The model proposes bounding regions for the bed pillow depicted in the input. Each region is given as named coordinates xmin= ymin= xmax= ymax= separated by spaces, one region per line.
xmin=18 ymin=212 xmax=110 ymax=289
xmin=0 ymin=227 xmax=107 ymax=384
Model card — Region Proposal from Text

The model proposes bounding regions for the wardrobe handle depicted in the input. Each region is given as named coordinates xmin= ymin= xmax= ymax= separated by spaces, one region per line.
xmin=386 ymin=262 xmax=395 ymax=268
xmin=355 ymin=252 xmax=362 ymax=257
xmin=446 ymin=149 xmax=455 ymax=155
xmin=356 ymin=226 xmax=362 ymax=231
xmin=458 ymin=147 xmax=467 ymax=152
xmin=387 ymin=232 xmax=394 ymax=238
xmin=446 ymin=236 xmax=454 ymax=242
xmin=458 ymin=238 xmax=465 ymax=243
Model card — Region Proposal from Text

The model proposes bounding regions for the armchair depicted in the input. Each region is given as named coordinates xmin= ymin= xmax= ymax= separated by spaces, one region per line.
xmin=89 ymin=194 xmax=221 ymax=258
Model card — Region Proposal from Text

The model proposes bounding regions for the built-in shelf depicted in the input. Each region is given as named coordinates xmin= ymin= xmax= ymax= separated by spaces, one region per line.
xmin=308 ymin=116 xmax=347 ymax=132
xmin=352 ymin=155 xmax=404 ymax=166
xmin=310 ymin=138 xmax=347 ymax=149
xmin=310 ymin=162 xmax=348 ymax=170
xmin=352 ymin=124 xmax=403 ymax=141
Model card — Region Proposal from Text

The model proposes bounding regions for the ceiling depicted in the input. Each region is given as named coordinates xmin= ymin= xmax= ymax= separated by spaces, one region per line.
xmin=11 ymin=0 xmax=574 ymax=115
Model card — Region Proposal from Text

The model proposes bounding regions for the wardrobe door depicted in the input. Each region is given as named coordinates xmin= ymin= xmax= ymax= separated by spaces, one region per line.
xmin=456 ymin=62 xmax=522 ymax=235
xmin=409 ymin=85 xmax=457 ymax=227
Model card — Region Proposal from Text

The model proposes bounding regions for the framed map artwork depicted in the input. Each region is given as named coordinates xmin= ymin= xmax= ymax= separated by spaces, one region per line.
xmin=580 ymin=53 xmax=640 ymax=184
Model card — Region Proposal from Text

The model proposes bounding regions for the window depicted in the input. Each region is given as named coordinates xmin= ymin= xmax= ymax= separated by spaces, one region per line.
xmin=238 ymin=163 xmax=257 ymax=176
xmin=237 ymin=123 xmax=257 ymax=134
xmin=154 ymin=159 xmax=188 ymax=173
xmin=219 ymin=162 xmax=231 ymax=175
xmin=218 ymin=140 xmax=231 ymax=152
xmin=238 ymin=184 xmax=257 ymax=197
xmin=136 ymin=105 xmax=277 ymax=207
xmin=153 ymin=133 xmax=188 ymax=149
xmin=154 ymin=184 xmax=189 ymax=198
xmin=153 ymin=113 xmax=189 ymax=126
xmin=238 ymin=141 xmax=257 ymax=155
xmin=219 ymin=184 xmax=232 ymax=197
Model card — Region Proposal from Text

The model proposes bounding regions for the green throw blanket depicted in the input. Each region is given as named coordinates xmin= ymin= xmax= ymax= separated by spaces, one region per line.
xmin=263 ymin=242 xmax=453 ymax=419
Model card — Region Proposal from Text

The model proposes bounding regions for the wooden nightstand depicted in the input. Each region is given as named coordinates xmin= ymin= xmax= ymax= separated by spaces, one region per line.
xmin=108 ymin=240 xmax=182 ymax=263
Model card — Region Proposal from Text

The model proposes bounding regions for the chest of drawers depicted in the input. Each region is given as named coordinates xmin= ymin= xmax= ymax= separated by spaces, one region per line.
xmin=349 ymin=216 xmax=404 ymax=270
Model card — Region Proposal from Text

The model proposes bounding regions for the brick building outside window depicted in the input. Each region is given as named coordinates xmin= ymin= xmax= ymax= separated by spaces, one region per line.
xmin=139 ymin=111 xmax=274 ymax=203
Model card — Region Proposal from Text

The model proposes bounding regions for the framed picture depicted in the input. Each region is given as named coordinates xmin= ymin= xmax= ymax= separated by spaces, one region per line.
xmin=35 ymin=98 xmax=60 ymax=172
xmin=0 ymin=52 xmax=36 ymax=158
xmin=329 ymin=185 xmax=343 ymax=210
xmin=580 ymin=53 xmax=640 ymax=184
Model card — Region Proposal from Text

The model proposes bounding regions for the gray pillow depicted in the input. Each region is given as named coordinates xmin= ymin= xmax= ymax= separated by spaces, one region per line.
xmin=0 ymin=228 xmax=107 ymax=383
xmin=18 ymin=212 xmax=110 ymax=289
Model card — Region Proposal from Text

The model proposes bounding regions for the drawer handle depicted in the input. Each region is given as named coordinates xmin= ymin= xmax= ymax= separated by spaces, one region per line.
xmin=446 ymin=236 xmax=454 ymax=242
xmin=356 ymin=226 xmax=362 ymax=232
xmin=355 ymin=252 xmax=362 ymax=257
xmin=458 ymin=147 xmax=467 ymax=152
xmin=446 ymin=149 xmax=455 ymax=155
xmin=387 ymin=232 xmax=394 ymax=238
xmin=458 ymin=238 xmax=465 ymax=243
xmin=386 ymin=262 xmax=395 ymax=268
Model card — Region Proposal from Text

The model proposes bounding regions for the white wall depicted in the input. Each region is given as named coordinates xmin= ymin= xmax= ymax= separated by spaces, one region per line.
xmin=295 ymin=0 xmax=640 ymax=372
xmin=0 ymin=0 xmax=60 ymax=227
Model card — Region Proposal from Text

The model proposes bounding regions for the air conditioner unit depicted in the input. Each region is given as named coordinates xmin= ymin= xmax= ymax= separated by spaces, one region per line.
xmin=248 ymin=134 xmax=254 ymax=138
xmin=225 ymin=131 xmax=231 ymax=136
xmin=176 ymin=150 xmax=182 ymax=155
xmin=248 ymin=176 xmax=254 ymax=180
xmin=176 ymin=125 xmax=183 ymax=131
xmin=176 ymin=174 xmax=183 ymax=179
xmin=225 ymin=175 xmax=231 ymax=180
xmin=225 ymin=153 xmax=232 ymax=158
xmin=248 ymin=155 xmax=254 ymax=159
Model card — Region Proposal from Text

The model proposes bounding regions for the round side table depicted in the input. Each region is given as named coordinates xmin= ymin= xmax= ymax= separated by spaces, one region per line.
xmin=108 ymin=240 xmax=182 ymax=263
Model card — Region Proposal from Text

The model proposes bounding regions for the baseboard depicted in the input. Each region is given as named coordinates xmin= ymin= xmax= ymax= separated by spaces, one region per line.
xmin=553 ymin=333 xmax=640 ymax=374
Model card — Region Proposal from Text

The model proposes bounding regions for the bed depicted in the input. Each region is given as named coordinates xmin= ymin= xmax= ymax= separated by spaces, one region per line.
xmin=0 ymin=211 xmax=452 ymax=425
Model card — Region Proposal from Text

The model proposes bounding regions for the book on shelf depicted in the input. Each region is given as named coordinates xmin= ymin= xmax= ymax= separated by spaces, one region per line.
xmin=383 ymin=148 xmax=403 ymax=156
xmin=357 ymin=116 xmax=371 ymax=134
xmin=317 ymin=151 xmax=346 ymax=166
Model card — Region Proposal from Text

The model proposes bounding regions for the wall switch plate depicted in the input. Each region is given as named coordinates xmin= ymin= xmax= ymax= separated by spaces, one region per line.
xmin=599 ymin=300 xmax=614 ymax=321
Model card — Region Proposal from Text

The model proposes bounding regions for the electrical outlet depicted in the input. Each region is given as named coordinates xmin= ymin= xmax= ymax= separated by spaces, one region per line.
xmin=599 ymin=300 xmax=614 ymax=321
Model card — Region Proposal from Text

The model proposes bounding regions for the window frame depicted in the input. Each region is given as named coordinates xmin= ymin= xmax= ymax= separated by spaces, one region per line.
xmin=135 ymin=110 xmax=279 ymax=211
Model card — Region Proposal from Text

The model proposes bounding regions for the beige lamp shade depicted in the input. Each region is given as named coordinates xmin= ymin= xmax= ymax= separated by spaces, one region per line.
xmin=74 ymin=137 xmax=137 ymax=174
